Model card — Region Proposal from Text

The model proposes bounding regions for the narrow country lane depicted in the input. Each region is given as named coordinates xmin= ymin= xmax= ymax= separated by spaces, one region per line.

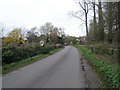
xmin=3 ymin=46 xmax=87 ymax=88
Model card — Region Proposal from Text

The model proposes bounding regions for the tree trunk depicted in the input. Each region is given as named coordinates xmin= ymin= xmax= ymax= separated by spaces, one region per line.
xmin=85 ymin=12 xmax=88 ymax=36
xmin=98 ymin=1 xmax=104 ymax=42
xmin=107 ymin=2 xmax=113 ymax=44
xmin=93 ymin=1 xmax=97 ymax=41
xmin=118 ymin=2 xmax=120 ymax=65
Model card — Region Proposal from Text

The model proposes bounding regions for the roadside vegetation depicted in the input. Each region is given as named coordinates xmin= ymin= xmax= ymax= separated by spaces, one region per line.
xmin=2 ymin=43 xmax=63 ymax=65
xmin=1 ymin=22 xmax=79 ymax=75
xmin=1 ymin=22 xmax=66 ymax=74
xmin=72 ymin=1 xmax=119 ymax=88
xmin=2 ymin=47 xmax=63 ymax=74
xmin=75 ymin=45 xmax=120 ymax=88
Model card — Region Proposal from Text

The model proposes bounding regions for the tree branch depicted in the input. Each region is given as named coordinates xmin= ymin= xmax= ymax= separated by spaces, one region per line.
xmin=95 ymin=3 xmax=99 ymax=7
xmin=80 ymin=23 xmax=85 ymax=26
xmin=86 ymin=3 xmax=89 ymax=13
xmin=79 ymin=2 xmax=85 ymax=11
xmin=71 ymin=14 xmax=85 ymax=21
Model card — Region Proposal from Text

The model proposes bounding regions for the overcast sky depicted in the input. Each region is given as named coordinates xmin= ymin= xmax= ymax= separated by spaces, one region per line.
xmin=0 ymin=0 xmax=87 ymax=37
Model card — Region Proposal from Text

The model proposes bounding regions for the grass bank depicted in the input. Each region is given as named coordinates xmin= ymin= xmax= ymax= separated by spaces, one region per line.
xmin=75 ymin=45 xmax=120 ymax=88
xmin=2 ymin=47 xmax=63 ymax=75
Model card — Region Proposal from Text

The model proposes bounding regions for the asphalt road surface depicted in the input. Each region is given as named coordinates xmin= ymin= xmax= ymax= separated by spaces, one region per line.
xmin=3 ymin=46 xmax=88 ymax=88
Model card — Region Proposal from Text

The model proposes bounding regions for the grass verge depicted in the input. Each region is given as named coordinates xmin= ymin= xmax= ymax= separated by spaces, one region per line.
xmin=2 ymin=47 xmax=63 ymax=75
xmin=75 ymin=45 xmax=120 ymax=88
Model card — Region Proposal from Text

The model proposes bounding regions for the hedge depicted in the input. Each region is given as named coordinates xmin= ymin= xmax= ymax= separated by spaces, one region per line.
xmin=2 ymin=43 xmax=63 ymax=65
xmin=88 ymin=44 xmax=118 ymax=60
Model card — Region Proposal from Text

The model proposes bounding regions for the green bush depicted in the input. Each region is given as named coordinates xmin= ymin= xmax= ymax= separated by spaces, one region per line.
xmin=90 ymin=44 xmax=118 ymax=60
xmin=2 ymin=43 xmax=63 ymax=65
xmin=2 ymin=44 xmax=17 ymax=65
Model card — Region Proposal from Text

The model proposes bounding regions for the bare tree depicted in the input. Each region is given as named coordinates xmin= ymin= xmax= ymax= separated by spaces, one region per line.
xmin=92 ymin=0 xmax=97 ymax=41
xmin=98 ymin=1 xmax=104 ymax=41
xmin=72 ymin=1 xmax=89 ymax=36
xmin=39 ymin=22 xmax=54 ymax=35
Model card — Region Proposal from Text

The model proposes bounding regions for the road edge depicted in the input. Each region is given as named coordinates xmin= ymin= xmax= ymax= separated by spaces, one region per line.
xmin=77 ymin=48 xmax=103 ymax=88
